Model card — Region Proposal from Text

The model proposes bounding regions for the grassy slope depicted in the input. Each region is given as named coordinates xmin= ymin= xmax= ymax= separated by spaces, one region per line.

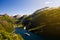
xmin=0 ymin=15 xmax=15 ymax=32
xmin=31 ymin=7 xmax=60 ymax=35
xmin=23 ymin=7 xmax=60 ymax=37
xmin=0 ymin=30 xmax=24 ymax=40
xmin=21 ymin=7 xmax=60 ymax=40
xmin=0 ymin=15 xmax=24 ymax=40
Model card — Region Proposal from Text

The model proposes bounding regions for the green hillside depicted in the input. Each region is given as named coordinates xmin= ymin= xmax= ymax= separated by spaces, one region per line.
xmin=0 ymin=14 xmax=24 ymax=40
xmin=0 ymin=14 xmax=15 ymax=32
xmin=22 ymin=7 xmax=60 ymax=39
xmin=31 ymin=7 xmax=60 ymax=35
xmin=0 ymin=30 xmax=24 ymax=40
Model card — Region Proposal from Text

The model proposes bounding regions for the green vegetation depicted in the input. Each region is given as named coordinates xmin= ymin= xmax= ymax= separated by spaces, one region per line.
xmin=29 ymin=25 xmax=45 ymax=31
xmin=16 ymin=15 xmax=28 ymax=27
xmin=30 ymin=7 xmax=60 ymax=35
xmin=0 ymin=14 xmax=24 ymax=40
xmin=0 ymin=30 xmax=23 ymax=40
xmin=0 ymin=14 xmax=15 ymax=32
xmin=1 ymin=7 xmax=60 ymax=40
xmin=22 ymin=7 xmax=60 ymax=39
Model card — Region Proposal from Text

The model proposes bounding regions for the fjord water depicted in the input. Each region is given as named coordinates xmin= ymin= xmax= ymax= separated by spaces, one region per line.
xmin=15 ymin=27 xmax=43 ymax=40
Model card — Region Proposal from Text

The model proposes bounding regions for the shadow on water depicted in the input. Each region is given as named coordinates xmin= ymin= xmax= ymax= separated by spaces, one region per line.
xmin=14 ymin=27 xmax=43 ymax=40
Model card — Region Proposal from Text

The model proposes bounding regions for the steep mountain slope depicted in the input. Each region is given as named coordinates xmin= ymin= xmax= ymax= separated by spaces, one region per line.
xmin=22 ymin=7 xmax=60 ymax=39
xmin=31 ymin=7 xmax=60 ymax=34
xmin=0 ymin=14 xmax=24 ymax=40
xmin=0 ymin=14 xmax=15 ymax=32
xmin=15 ymin=15 xmax=28 ymax=27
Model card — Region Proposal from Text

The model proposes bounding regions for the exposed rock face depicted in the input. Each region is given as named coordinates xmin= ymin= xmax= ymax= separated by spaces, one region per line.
xmin=14 ymin=15 xmax=21 ymax=19
xmin=18 ymin=15 xmax=27 ymax=21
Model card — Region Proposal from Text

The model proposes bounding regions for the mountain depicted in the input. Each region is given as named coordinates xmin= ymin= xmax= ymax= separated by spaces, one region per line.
xmin=14 ymin=15 xmax=21 ymax=19
xmin=15 ymin=15 xmax=28 ymax=27
xmin=0 ymin=14 xmax=15 ymax=32
xmin=0 ymin=14 xmax=24 ymax=40
xmin=22 ymin=7 xmax=49 ymax=29
xmin=22 ymin=7 xmax=60 ymax=39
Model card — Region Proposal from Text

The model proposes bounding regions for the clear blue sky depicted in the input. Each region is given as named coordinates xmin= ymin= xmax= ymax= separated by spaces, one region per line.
xmin=0 ymin=0 xmax=60 ymax=16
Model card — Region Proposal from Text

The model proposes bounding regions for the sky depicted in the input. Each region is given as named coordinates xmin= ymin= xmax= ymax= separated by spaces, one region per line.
xmin=0 ymin=0 xmax=60 ymax=16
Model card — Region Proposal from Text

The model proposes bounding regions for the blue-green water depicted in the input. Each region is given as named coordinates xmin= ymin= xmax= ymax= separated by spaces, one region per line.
xmin=15 ymin=27 xmax=43 ymax=40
